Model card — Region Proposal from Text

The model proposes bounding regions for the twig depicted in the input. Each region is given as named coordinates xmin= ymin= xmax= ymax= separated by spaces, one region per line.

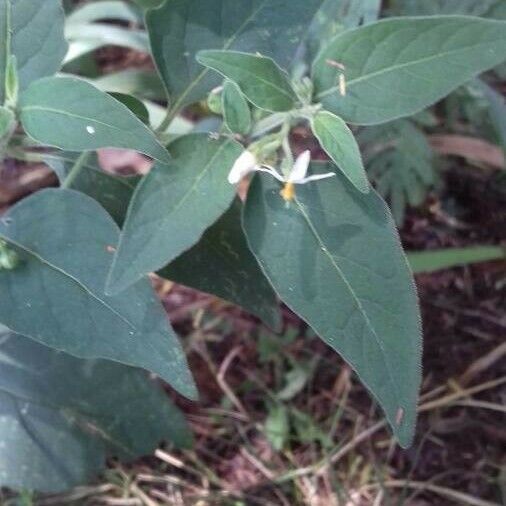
xmin=367 ymin=480 xmax=501 ymax=506
xmin=61 ymin=152 xmax=90 ymax=189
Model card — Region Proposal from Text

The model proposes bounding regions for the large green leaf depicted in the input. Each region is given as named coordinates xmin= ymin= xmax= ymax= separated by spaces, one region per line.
xmin=0 ymin=189 xmax=196 ymax=399
xmin=197 ymin=51 xmax=297 ymax=112
xmin=107 ymin=134 xmax=242 ymax=294
xmin=0 ymin=0 xmax=67 ymax=103
xmin=390 ymin=0 xmax=506 ymax=18
xmin=44 ymin=151 xmax=140 ymax=226
xmin=313 ymin=16 xmax=506 ymax=125
xmin=19 ymin=76 xmax=171 ymax=163
xmin=159 ymin=199 xmax=281 ymax=329
xmin=243 ymin=165 xmax=422 ymax=447
xmin=146 ymin=0 xmax=324 ymax=110
xmin=311 ymin=110 xmax=370 ymax=193
xmin=0 ymin=328 xmax=191 ymax=493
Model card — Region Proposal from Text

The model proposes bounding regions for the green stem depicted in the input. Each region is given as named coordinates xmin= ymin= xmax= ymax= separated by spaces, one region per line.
xmin=61 ymin=152 xmax=89 ymax=189
xmin=155 ymin=105 xmax=178 ymax=134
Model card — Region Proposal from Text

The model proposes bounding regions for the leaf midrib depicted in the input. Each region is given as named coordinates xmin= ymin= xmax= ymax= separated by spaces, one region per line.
xmin=0 ymin=232 xmax=136 ymax=331
xmin=162 ymin=0 xmax=269 ymax=113
xmin=112 ymin=140 xmax=234 ymax=282
xmin=294 ymin=197 xmax=402 ymax=404
xmin=201 ymin=53 xmax=296 ymax=104
xmin=316 ymin=33 xmax=506 ymax=99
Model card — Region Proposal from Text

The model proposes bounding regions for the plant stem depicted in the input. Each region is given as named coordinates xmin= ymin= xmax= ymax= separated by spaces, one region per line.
xmin=156 ymin=105 xmax=178 ymax=134
xmin=61 ymin=152 xmax=90 ymax=189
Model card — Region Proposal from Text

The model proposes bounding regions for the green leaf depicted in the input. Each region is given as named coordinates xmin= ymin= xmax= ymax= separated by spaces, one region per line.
xmin=222 ymin=80 xmax=251 ymax=135
xmin=133 ymin=0 xmax=163 ymax=8
xmin=0 ymin=0 xmax=67 ymax=103
xmin=311 ymin=110 xmax=370 ymax=193
xmin=264 ymin=403 xmax=289 ymax=451
xmin=197 ymin=51 xmax=297 ymax=112
xmin=390 ymin=0 xmax=506 ymax=18
xmin=44 ymin=151 xmax=139 ymax=226
xmin=277 ymin=366 xmax=309 ymax=401
xmin=109 ymin=92 xmax=150 ymax=125
xmin=93 ymin=69 xmax=167 ymax=102
xmin=0 ymin=189 xmax=196 ymax=400
xmin=159 ymin=199 xmax=280 ymax=330
xmin=107 ymin=134 xmax=243 ymax=294
xmin=360 ymin=119 xmax=436 ymax=225
xmin=0 ymin=328 xmax=191 ymax=493
xmin=307 ymin=0 xmax=381 ymax=61
xmin=408 ymin=246 xmax=506 ymax=274
xmin=146 ymin=0 xmax=323 ymax=110
xmin=243 ymin=165 xmax=422 ymax=447
xmin=19 ymin=76 xmax=171 ymax=164
xmin=475 ymin=80 xmax=506 ymax=153
xmin=313 ymin=16 xmax=506 ymax=125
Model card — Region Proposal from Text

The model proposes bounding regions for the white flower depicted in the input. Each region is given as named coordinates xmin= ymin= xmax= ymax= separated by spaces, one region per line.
xmin=228 ymin=150 xmax=335 ymax=185
xmin=228 ymin=150 xmax=335 ymax=201
xmin=228 ymin=150 xmax=258 ymax=184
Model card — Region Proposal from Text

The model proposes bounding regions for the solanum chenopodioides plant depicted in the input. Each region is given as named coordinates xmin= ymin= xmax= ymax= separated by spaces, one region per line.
xmin=1 ymin=0 xmax=506 ymax=492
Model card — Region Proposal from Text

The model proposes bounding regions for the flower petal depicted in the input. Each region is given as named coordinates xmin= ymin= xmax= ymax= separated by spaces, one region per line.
xmin=289 ymin=150 xmax=311 ymax=182
xmin=297 ymin=172 xmax=336 ymax=184
xmin=256 ymin=165 xmax=286 ymax=182
xmin=228 ymin=150 xmax=257 ymax=184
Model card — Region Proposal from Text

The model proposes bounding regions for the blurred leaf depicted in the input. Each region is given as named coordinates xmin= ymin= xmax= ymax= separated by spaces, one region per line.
xmin=107 ymin=134 xmax=242 ymax=294
xmin=313 ymin=16 xmax=506 ymax=125
xmin=222 ymin=80 xmax=251 ymax=135
xmin=291 ymin=408 xmax=332 ymax=447
xmin=390 ymin=0 xmax=506 ymax=18
xmin=44 ymin=151 xmax=139 ymax=226
xmin=197 ymin=51 xmax=297 ymax=112
xmin=66 ymin=1 xmax=141 ymax=25
xmin=20 ymin=77 xmax=171 ymax=164
xmin=0 ymin=189 xmax=196 ymax=400
xmin=0 ymin=328 xmax=191 ymax=493
xmin=277 ymin=367 xmax=309 ymax=401
xmin=146 ymin=0 xmax=324 ymax=108
xmin=307 ymin=0 xmax=381 ymax=60
xmin=92 ymin=69 xmax=166 ymax=102
xmin=311 ymin=110 xmax=370 ymax=193
xmin=65 ymin=24 xmax=149 ymax=63
xmin=408 ymin=246 xmax=506 ymax=274
xmin=243 ymin=165 xmax=422 ymax=447
xmin=132 ymin=0 xmax=164 ymax=8
xmin=475 ymin=80 xmax=506 ymax=153
xmin=265 ymin=403 xmax=289 ymax=451
xmin=0 ymin=0 xmax=67 ymax=103
xmin=159 ymin=199 xmax=280 ymax=329
xmin=360 ymin=119 xmax=436 ymax=225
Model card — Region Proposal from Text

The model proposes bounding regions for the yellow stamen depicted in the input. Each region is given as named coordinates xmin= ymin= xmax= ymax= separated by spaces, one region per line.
xmin=280 ymin=182 xmax=296 ymax=202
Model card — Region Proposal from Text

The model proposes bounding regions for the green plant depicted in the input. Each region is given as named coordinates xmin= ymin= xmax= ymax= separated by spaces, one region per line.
xmin=1 ymin=0 xmax=505 ymax=493
xmin=358 ymin=119 xmax=438 ymax=225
